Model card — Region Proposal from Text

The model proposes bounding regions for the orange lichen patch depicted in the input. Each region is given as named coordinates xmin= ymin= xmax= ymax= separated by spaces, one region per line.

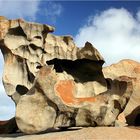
xmin=55 ymin=80 xmax=74 ymax=104
xmin=78 ymin=97 xmax=96 ymax=103
xmin=55 ymin=80 xmax=96 ymax=105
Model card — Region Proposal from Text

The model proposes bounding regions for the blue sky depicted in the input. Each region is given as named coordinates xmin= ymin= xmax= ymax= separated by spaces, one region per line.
xmin=0 ymin=0 xmax=140 ymax=120
xmin=44 ymin=1 xmax=140 ymax=36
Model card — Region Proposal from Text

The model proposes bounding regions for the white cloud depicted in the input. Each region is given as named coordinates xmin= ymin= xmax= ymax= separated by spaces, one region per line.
xmin=0 ymin=0 xmax=41 ymax=21
xmin=0 ymin=0 xmax=63 ymax=23
xmin=137 ymin=10 xmax=140 ymax=22
xmin=0 ymin=104 xmax=15 ymax=120
xmin=75 ymin=8 xmax=140 ymax=66
xmin=0 ymin=81 xmax=15 ymax=121
xmin=44 ymin=1 xmax=63 ymax=23
xmin=0 ymin=52 xmax=15 ymax=120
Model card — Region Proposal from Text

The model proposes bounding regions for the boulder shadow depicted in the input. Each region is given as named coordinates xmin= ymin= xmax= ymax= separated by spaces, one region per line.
xmin=126 ymin=106 xmax=140 ymax=126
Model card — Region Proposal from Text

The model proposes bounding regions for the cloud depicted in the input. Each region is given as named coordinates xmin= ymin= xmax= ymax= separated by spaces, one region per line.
xmin=137 ymin=10 xmax=140 ymax=22
xmin=43 ymin=1 xmax=63 ymax=23
xmin=0 ymin=106 xmax=15 ymax=120
xmin=0 ymin=52 xmax=15 ymax=120
xmin=75 ymin=8 xmax=140 ymax=66
xmin=0 ymin=80 xmax=15 ymax=120
xmin=0 ymin=0 xmax=41 ymax=21
xmin=0 ymin=0 xmax=63 ymax=23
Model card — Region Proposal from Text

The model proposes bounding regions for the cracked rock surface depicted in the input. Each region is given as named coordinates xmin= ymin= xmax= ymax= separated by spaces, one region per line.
xmin=0 ymin=16 xmax=134 ymax=134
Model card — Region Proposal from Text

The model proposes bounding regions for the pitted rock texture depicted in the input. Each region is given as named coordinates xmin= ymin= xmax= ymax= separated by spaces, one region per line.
xmin=103 ymin=59 xmax=140 ymax=126
xmin=0 ymin=17 xmax=134 ymax=134
xmin=0 ymin=16 xmax=105 ymax=104
xmin=16 ymin=66 xmax=133 ymax=134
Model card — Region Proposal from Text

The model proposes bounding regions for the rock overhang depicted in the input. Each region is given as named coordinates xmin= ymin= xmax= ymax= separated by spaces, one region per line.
xmin=0 ymin=16 xmax=134 ymax=134
xmin=0 ymin=16 xmax=106 ymax=99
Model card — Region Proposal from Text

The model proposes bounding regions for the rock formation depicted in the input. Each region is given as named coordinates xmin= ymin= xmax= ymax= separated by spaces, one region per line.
xmin=0 ymin=16 xmax=134 ymax=134
xmin=103 ymin=59 xmax=140 ymax=126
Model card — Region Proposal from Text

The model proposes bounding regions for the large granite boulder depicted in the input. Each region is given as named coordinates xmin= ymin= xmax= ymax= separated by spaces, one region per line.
xmin=0 ymin=16 xmax=106 ymax=103
xmin=16 ymin=66 xmax=133 ymax=134
xmin=0 ymin=17 xmax=134 ymax=134
xmin=103 ymin=59 xmax=140 ymax=125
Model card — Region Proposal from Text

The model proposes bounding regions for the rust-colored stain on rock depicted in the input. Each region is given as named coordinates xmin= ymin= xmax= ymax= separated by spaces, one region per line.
xmin=55 ymin=80 xmax=96 ymax=105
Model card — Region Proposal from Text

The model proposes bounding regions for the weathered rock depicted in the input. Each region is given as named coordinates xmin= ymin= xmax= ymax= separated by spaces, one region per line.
xmin=0 ymin=17 xmax=105 ymax=104
xmin=0 ymin=17 xmax=134 ymax=134
xmin=16 ymin=65 xmax=133 ymax=134
xmin=103 ymin=59 xmax=140 ymax=125
xmin=0 ymin=118 xmax=18 ymax=134
xmin=0 ymin=16 xmax=54 ymax=104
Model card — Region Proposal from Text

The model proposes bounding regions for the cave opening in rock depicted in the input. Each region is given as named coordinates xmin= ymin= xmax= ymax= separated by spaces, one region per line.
xmin=46 ymin=58 xmax=105 ymax=84
xmin=8 ymin=26 xmax=27 ymax=37
xmin=0 ymin=52 xmax=15 ymax=120
xmin=16 ymin=85 xmax=29 ymax=96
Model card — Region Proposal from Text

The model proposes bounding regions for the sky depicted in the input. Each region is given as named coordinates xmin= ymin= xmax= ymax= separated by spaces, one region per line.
xmin=0 ymin=0 xmax=140 ymax=120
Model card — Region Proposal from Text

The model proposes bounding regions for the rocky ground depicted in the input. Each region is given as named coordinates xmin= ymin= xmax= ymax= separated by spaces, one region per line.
xmin=0 ymin=127 xmax=140 ymax=140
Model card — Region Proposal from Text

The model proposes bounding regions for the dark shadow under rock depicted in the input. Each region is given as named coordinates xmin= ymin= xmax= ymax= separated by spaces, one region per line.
xmin=126 ymin=106 xmax=140 ymax=126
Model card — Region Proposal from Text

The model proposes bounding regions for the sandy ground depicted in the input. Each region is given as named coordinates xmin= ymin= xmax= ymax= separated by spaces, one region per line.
xmin=0 ymin=127 xmax=140 ymax=140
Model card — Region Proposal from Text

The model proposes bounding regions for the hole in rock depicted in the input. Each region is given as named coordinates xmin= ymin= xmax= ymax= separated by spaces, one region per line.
xmin=114 ymin=100 xmax=122 ymax=111
xmin=29 ymin=43 xmax=38 ymax=50
xmin=34 ymin=36 xmax=42 ymax=39
xmin=8 ymin=26 xmax=27 ymax=37
xmin=16 ymin=85 xmax=29 ymax=95
xmin=36 ymin=65 xmax=42 ymax=69
xmin=27 ymin=71 xmax=35 ymax=83
xmin=46 ymin=58 xmax=105 ymax=83
xmin=0 ymin=52 xmax=15 ymax=120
